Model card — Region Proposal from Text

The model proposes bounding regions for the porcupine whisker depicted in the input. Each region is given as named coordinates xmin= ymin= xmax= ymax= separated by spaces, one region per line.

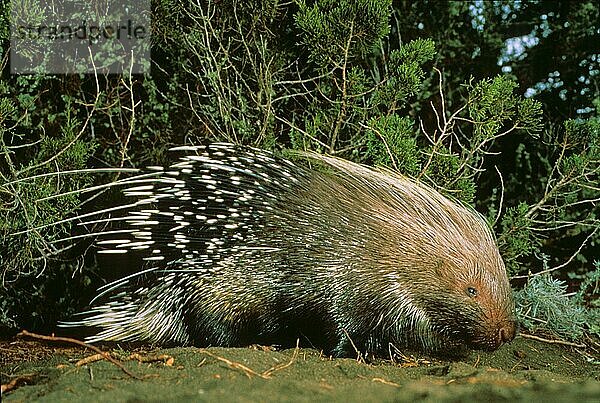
xmin=49 ymin=229 xmax=137 ymax=244
xmin=8 ymin=206 xmax=130 ymax=237
xmin=41 ymin=170 xmax=171 ymax=202
xmin=74 ymin=214 xmax=157 ymax=227
xmin=35 ymin=176 xmax=162 ymax=203
xmin=62 ymin=296 xmax=135 ymax=320
xmin=10 ymin=183 xmax=168 ymax=238
xmin=90 ymin=266 xmax=163 ymax=303
xmin=72 ymin=193 xmax=179 ymax=227
xmin=1 ymin=168 xmax=140 ymax=187
xmin=24 ymin=207 xmax=153 ymax=245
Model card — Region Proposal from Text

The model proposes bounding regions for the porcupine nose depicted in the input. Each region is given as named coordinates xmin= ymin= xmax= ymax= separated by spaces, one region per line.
xmin=499 ymin=320 xmax=517 ymax=344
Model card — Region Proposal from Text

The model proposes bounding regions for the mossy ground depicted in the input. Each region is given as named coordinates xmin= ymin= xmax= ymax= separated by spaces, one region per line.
xmin=1 ymin=336 xmax=599 ymax=402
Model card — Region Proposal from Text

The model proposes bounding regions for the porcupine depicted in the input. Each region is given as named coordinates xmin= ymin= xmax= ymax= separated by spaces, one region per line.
xmin=62 ymin=143 xmax=517 ymax=356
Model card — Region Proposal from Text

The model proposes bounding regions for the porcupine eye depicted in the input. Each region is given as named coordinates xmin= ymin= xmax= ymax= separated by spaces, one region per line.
xmin=466 ymin=287 xmax=478 ymax=298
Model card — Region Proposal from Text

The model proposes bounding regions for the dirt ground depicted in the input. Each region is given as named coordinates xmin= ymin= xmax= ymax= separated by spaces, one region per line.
xmin=1 ymin=335 xmax=599 ymax=402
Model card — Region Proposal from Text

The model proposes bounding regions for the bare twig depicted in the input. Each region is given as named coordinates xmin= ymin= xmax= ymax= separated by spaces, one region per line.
xmin=21 ymin=48 xmax=101 ymax=174
xmin=128 ymin=353 xmax=175 ymax=366
xmin=118 ymin=51 xmax=141 ymax=168
xmin=17 ymin=330 xmax=141 ymax=379
xmin=493 ymin=165 xmax=505 ymax=226
xmin=512 ymin=227 xmax=599 ymax=279
xmin=198 ymin=349 xmax=270 ymax=379
xmin=262 ymin=339 xmax=300 ymax=377
xmin=1 ymin=374 xmax=36 ymax=394
xmin=520 ymin=333 xmax=586 ymax=349
xmin=329 ymin=22 xmax=354 ymax=153
xmin=370 ymin=377 xmax=400 ymax=387
xmin=76 ymin=353 xmax=106 ymax=366
xmin=341 ymin=328 xmax=365 ymax=363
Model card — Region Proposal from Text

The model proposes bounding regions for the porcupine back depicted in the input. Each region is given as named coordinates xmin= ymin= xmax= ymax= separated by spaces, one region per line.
xmin=62 ymin=143 xmax=517 ymax=356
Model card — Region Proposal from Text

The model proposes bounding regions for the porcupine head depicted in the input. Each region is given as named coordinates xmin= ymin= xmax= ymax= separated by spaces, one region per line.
xmin=310 ymin=156 xmax=518 ymax=355
xmin=63 ymin=145 xmax=517 ymax=356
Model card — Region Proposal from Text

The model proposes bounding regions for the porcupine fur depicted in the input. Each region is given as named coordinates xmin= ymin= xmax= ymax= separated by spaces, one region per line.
xmin=62 ymin=143 xmax=517 ymax=356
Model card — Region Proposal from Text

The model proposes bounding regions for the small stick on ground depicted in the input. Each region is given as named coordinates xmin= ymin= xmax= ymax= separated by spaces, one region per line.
xmin=342 ymin=328 xmax=365 ymax=363
xmin=357 ymin=374 xmax=400 ymax=388
xmin=17 ymin=330 xmax=142 ymax=379
xmin=1 ymin=374 xmax=36 ymax=394
xmin=520 ymin=333 xmax=586 ymax=349
xmin=262 ymin=339 xmax=300 ymax=377
xmin=562 ymin=354 xmax=576 ymax=366
xmin=76 ymin=353 xmax=107 ymax=367
xmin=128 ymin=353 xmax=175 ymax=366
xmin=198 ymin=349 xmax=270 ymax=379
xmin=388 ymin=344 xmax=430 ymax=368
xmin=371 ymin=377 xmax=400 ymax=387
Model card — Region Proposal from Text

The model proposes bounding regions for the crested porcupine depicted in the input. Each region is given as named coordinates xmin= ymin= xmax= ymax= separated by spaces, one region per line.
xmin=62 ymin=143 xmax=517 ymax=356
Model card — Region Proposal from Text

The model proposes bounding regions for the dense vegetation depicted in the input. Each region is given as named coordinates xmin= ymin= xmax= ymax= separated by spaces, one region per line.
xmin=1 ymin=1 xmax=598 ymax=343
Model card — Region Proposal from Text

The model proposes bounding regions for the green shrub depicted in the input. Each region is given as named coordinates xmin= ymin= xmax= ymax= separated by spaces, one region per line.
xmin=0 ymin=1 xmax=597 ymax=344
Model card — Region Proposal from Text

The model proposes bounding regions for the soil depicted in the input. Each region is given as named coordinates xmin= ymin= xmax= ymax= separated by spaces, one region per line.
xmin=1 ymin=335 xmax=599 ymax=402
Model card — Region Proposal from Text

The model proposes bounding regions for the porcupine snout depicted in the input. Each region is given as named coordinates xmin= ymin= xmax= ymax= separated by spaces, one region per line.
xmin=498 ymin=320 xmax=518 ymax=344
xmin=481 ymin=317 xmax=518 ymax=350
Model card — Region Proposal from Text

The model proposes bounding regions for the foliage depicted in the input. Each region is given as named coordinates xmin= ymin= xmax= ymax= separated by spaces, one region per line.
xmin=575 ymin=261 xmax=600 ymax=308
xmin=0 ymin=1 xmax=178 ymax=329
xmin=364 ymin=115 xmax=420 ymax=176
xmin=498 ymin=202 xmax=540 ymax=274
xmin=295 ymin=0 xmax=392 ymax=66
xmin=515 ymin=267 xmax=600 ymax=340
xmin=0 ymin=1 xmax=597 ymax=344
xmin=391 ymin=0 xmax=599 ymax=277
xmin=498 ymin=110 xmax=600 ymax=274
